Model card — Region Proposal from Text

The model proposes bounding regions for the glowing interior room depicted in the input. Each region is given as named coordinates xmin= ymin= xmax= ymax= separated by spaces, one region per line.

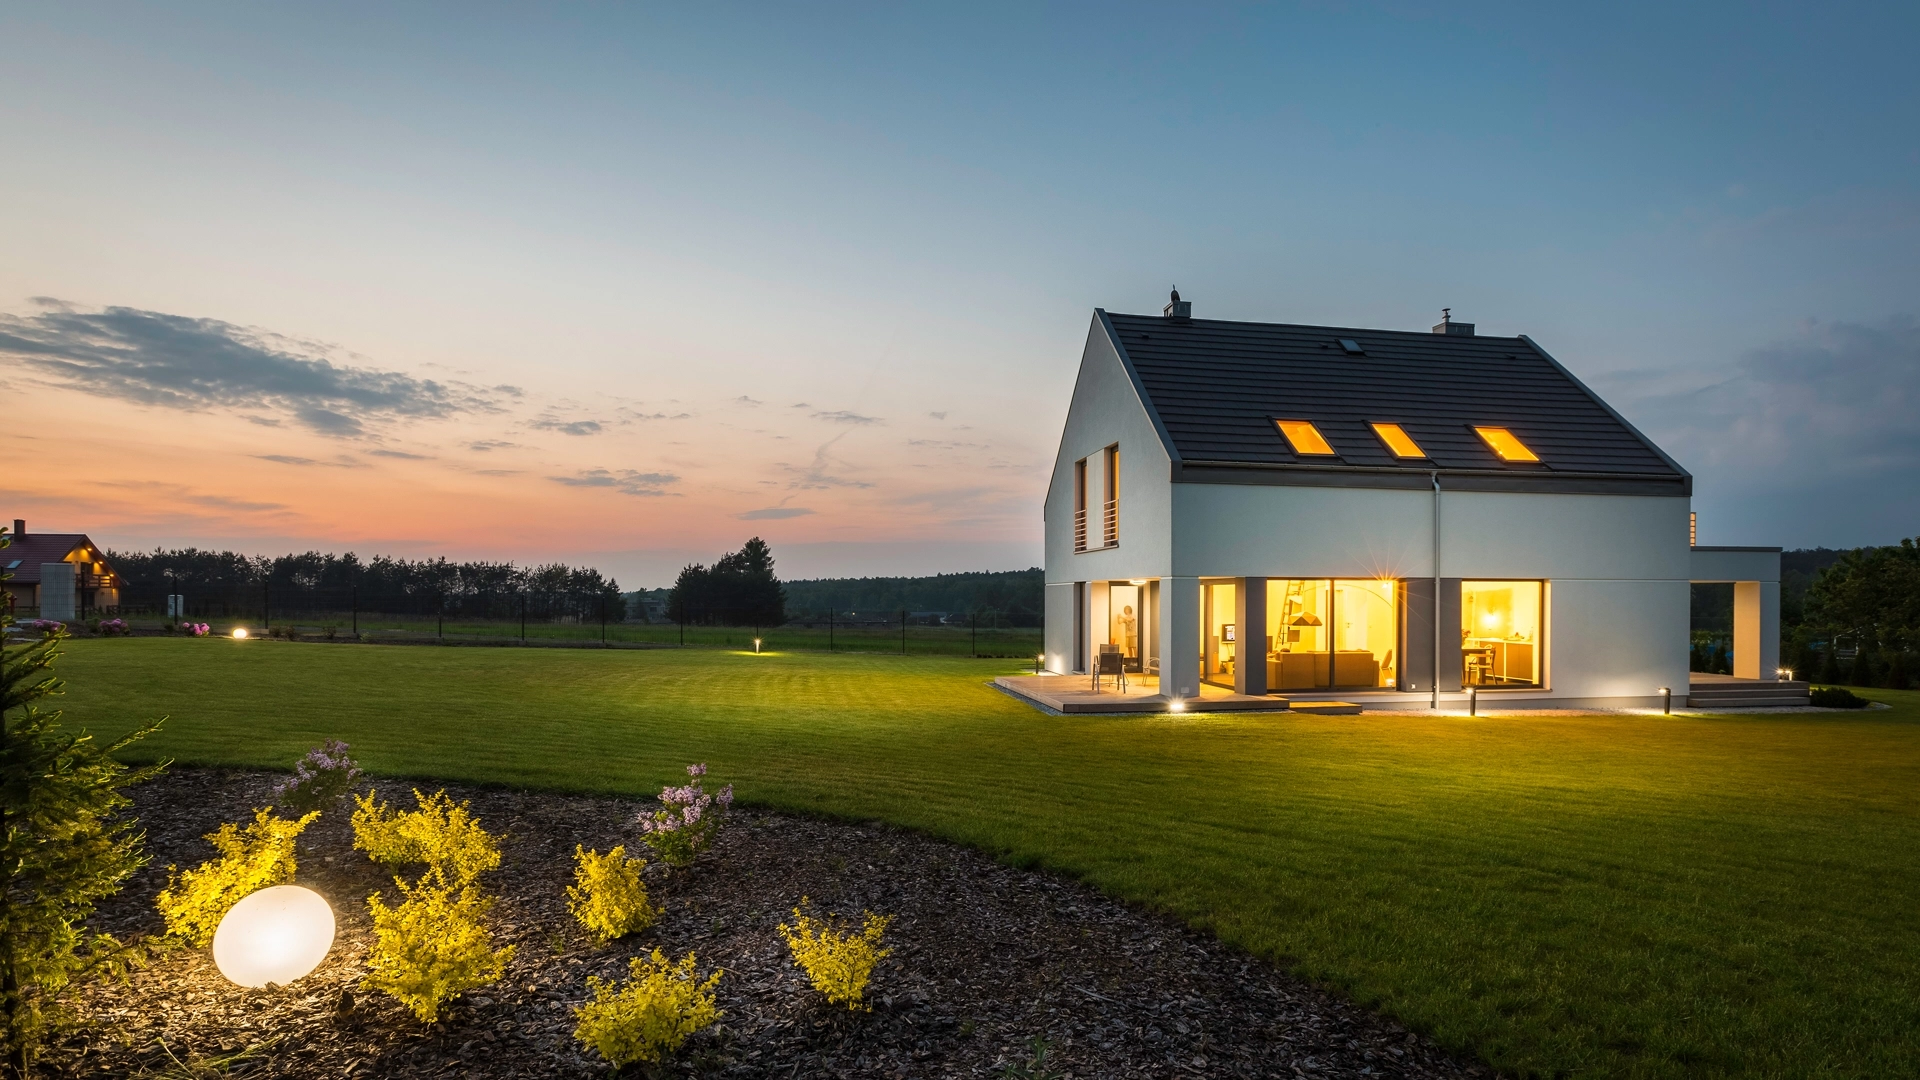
xmin=1035 ymin=294 xmax=1795 ymax=711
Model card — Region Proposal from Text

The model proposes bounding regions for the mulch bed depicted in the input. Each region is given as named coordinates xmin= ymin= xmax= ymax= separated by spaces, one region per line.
xmin=47 ymin=769 xmax=1486 ymax=1079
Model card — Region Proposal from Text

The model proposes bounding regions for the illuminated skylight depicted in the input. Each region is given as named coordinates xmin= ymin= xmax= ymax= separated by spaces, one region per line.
xmin=1370 ymin=423 xmax=1426 ymax=458
xmin=1275 ymin=419 xmax=1336 ymax=456
xmin=1474 ymin=426 xmax=1540 ymax=462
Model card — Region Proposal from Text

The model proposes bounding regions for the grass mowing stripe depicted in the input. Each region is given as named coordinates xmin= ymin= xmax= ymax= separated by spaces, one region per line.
xmin=49 ymin=638 xmax=1920 ymax=1079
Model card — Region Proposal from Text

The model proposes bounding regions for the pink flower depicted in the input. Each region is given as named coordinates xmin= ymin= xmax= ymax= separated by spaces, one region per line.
xmin=687 ymin=763 xmax=708 ymax=778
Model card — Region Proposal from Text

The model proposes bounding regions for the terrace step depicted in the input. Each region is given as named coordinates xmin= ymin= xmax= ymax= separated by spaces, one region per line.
xmin=1686 ymin=680 xmax=1811 ymax=708
xmin=1287 ymin=701 xmax=1364 ymax=716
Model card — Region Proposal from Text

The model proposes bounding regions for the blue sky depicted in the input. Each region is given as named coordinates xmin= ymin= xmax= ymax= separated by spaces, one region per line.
xmin=2 ymin=3 xmax=1915 ymax=583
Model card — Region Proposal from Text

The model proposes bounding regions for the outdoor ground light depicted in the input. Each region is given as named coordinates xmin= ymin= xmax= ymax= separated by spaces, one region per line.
xmin=753 ymin=638 xmax=762 ymax=653
xmin=1660 ymin=686 xmax=1672 ymax=715
xmin=1035 ymin=653 xmax=1043 ymax=674
xmin=1168 ymin=698 xmax=1186 ymax=713
xmin=212 ymin=885 xmax=335 ymax=988
xmin=231 ymin=627 xmax=249 ymax=640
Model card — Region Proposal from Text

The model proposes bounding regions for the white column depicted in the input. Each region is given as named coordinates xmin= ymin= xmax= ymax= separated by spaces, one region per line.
xmin=1734 ymin=580 xmax=1782 ymax=681
xmin=1160 ymin=577 xmax=1201 ymax=700
xmin=1734 ymin=580 xmax=1763 ymax=680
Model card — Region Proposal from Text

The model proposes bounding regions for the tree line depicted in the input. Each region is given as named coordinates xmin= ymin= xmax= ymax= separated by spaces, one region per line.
xmin=107 ymin=548 xmax=625 ymax=621
xmin=1781 ymin=536 xmax=1920 ymax=688
xmin=666 ymin=538 xmax=786 ymax=627
xmin=781 ymin=568 xmax=1042 ymax=626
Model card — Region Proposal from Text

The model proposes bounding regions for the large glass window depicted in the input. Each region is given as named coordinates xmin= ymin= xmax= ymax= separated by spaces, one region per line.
xmin=1461 ymin=581 xmax=1543 ymax=686
xmin=1201 ymin=581 xmax=1238 ymax=687
xmin=1261 ymin=579 xmax=1398 ymax=690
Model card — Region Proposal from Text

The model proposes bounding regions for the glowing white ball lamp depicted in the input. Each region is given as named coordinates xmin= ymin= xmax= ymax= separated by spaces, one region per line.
xmin=232 ymin=627 xmax=249 ymax=639
xmin=211 ymin=885 xmax=335 ymax=988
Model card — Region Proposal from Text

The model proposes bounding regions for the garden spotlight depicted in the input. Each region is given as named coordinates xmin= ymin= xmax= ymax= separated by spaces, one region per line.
xmin=1659 ymin=686 xmax=1671 ymax=714
xmin=212 ymin=885 xmax=335 ymax=988
xmin=754 ymin=638 xmax=761 ymax=654
xmin=232 ymin=627 xmax=249 ymax=640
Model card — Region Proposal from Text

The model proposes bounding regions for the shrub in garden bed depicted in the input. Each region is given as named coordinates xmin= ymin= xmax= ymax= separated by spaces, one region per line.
xmin=352 ymin=788 xmax=502 ymax=885
xmin=779 ymin=897 xmax=893 ymax=1011
xmin=364 ymin=873 xmax=514 ymax=1023
xmin=568 ymin=845 xmax=658 ymax=944
xmin=573 ymin=948 xmax=721 ymax=1069
xmin=637 ymin=763 xmax=732 ymax=868
xmin=155 ymin=807 xmax=320 ymax=945
xmin=271 ymin=739 xmax=362 ymax=814
xmin=1810 ymin=685 xmax=1871 ymax=709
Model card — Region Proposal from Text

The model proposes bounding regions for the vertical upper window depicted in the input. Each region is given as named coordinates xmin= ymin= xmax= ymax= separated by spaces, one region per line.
xmin=1102 ymin=444 xmax=1120 ymax=547
xmin=1072 ymin=457 xmax=1089 ymax=553
xmin=1474 ymin=426 xmax=1540 ymax=462
xmin=1274 ymin=420 xmax=1336 ymax=456
xmin=1370 ymin=423 xmax=1426 ymax=459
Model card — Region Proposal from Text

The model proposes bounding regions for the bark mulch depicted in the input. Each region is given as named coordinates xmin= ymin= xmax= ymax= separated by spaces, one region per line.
xmin=47 ymin=769 xmax=1486 ymax=1079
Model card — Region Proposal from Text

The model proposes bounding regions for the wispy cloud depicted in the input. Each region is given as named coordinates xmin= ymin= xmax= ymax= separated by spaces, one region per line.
xmin=254 ymin=454 xmax=363 ymax=468
xmin=530 ymin=417 xmax=604 ymax=436
xmin=781 ymin=431 xmax=874 ymax=490
xmin=738 ymin=506 xmax=815 ymax=520
xmin=550 ymin=468 xmax=681 ymax=497
xmin=813 ymin=410 xmax=882 ymax=425
xmin=469 ymin=440 xmax=519 ymax=452
xmin=0 ymin=300 xmax=503 ymax=437
xmin=367 ymin=448 xmax=431 ymax=460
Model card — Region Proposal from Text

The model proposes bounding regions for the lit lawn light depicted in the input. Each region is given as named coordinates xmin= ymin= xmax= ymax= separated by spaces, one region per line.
xmin=231 ymin=627 xmax=250 ymax=640
xmin=212 ymin=885 xmax=335 ymax=988
xmin=1034 ymin=653 xmax=1044 ymax=674
xmin=1168 ymin=698 xmax=1186 ymax=713
xmin=754 ymin=638 xmax=762 ymax=654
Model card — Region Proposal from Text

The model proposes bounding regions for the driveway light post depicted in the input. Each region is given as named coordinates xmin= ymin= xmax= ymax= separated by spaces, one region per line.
xmin=1661 ymin=686 xmax=1672 ymax=714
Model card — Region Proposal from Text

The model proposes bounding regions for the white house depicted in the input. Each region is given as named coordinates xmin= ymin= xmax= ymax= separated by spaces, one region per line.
xmin=1034 ymin=293 xmax=1797 ymax=712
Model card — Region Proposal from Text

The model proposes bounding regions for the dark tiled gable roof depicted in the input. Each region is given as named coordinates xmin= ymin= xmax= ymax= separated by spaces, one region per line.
xmin=1102 ymin=311 xmax=1687 ymax=490
xmin=2 ymin=534 xmax=109 ymax=584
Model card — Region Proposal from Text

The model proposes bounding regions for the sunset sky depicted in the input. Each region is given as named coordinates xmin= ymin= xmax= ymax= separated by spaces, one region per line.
xmin=4 ymin=4 xmax=1916 ymax=586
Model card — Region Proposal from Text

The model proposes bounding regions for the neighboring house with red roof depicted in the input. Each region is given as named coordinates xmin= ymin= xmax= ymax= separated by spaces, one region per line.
xmin=3 ymin=520 xmax=124 ymax=620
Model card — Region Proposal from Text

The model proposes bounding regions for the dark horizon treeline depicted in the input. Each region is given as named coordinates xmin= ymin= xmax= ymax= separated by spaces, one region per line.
xmin=107 ymin=547 xmax=625 ymax=621
xmin=782 ymin=568 xmax=1043 ymax=626
xmin=1781 ymin=537 xmax=1919 ymax=689
xmin=1693 ymin=539 xmax=1920 ymax=688
xmin=666 ymin=537 xmax=786 ymax=627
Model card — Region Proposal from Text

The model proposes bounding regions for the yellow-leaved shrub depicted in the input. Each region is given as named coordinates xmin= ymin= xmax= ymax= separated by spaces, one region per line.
xmin=567 ymin=845 xmax=657 ymax=944
xmin=363 ymin=875 xmax=513 ymax=1023
xmin=155 ymin=807 xmax=321 ymax=945
xmin=778 ymin=898 xmax=894 ymax=1011
xmin=351 ymin=788 xmax=501 ymax=885
xmin=572 ymin=948 xmax=721 ymax=1068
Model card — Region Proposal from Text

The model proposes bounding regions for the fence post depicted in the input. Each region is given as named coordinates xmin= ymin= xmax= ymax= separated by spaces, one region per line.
xmin=521 ymin=593 xmax=527 ymax=645
xmin=601 ymin=595 xmax=608 ymax=647
xmin=437 ymin=593 xmax=444 ymax=641
xmin=829 ymin=608 xmax=834 ymax=653
xmin=352 ymin=585 xmax=358 ymax=640
xmin=262 ymin=581 xmax=270 ymax=631
xmin=901 ymin=609 xmax=907 ymax=655
xmin=972 ymin=611 xmax=977 ymax=658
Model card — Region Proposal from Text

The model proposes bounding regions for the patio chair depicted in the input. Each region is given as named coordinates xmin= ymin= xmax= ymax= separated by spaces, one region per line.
xmin=1094 ymin=644 xmax=1128 ymax=693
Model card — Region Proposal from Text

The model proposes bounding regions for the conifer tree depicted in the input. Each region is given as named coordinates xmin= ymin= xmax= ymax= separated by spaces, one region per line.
xmin=0 ymin=526 xmax=163 ymax=1077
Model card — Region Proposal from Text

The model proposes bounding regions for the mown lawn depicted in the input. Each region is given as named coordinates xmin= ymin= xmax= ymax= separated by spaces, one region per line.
xmin=49 ymin=638 xmax=1920 ymax=1079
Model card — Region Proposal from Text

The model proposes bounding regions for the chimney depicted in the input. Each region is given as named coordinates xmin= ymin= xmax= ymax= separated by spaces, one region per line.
xmin=1163 ymin=287 xmax=1191 ymax=321
xmin=11 ymin=519 xmax=21 ymax=538
xmin=1432 ymin=308 xmax=1474 ymax=336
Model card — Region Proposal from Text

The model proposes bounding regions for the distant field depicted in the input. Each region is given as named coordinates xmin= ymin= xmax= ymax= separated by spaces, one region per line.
xmin=52 ymin=638 xmax=1920 ymax=1079
xmin=108 ymin=614 xmax=1042 ymax=657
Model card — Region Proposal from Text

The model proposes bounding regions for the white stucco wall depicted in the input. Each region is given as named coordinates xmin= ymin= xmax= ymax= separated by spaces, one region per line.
xmin=1164 ymin=482 xmax=1691 ymax=705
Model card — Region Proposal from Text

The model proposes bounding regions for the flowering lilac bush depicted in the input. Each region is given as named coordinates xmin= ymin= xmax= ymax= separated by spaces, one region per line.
xmin=272 ymin=739 xmax=364 ymax=814
xmin=23 ymin=619 xmax=65 ymax=637
xmin=636 ymin=764 xmax=733 ymax=868
xmin=187 ymin=622 xmax=211 ymax=637
xmin=97 ymin=618 xmax=130 ymax=637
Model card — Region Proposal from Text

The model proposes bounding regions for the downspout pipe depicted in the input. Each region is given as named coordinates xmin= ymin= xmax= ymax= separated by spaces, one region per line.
xmin=1432 ymin=470 xmax=1441 ymax=711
